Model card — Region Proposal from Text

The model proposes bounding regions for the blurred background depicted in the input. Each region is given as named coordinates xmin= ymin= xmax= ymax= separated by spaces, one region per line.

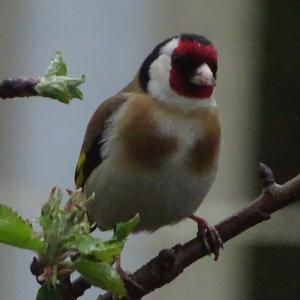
xmin=0 ymin=1 xmax=299 ymax=299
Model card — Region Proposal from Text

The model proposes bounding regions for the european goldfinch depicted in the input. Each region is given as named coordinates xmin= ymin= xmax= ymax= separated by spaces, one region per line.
xmin=75 ymin=33 xmax=222 ymax=256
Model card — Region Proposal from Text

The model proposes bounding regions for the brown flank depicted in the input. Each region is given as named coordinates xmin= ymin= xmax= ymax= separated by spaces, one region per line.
xmin=188 ymin=108 xmax=220 ymax=173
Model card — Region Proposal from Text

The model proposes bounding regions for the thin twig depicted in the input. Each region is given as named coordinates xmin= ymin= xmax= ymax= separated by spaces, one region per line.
xmin=0 ymin=78 xmax=39 ymax=99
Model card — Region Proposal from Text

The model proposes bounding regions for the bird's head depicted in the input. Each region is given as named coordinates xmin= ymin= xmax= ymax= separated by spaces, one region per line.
xmin=138 ymin=33 xmax=218 ymax=109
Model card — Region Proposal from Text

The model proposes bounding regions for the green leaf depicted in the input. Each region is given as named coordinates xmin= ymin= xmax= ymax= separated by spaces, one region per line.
xmin=71 ymin=235 xmax=124 ymax=263
xmin=35 ymin=52 xmax=85 ymax=104
xmin=36 ymin=285 xmax=62 ymax=300
xmin=113 ymin=214 xmax=140 ymax=241
xmin=45 ymin=52 xmax=67 ymax=76
xmin=99 ymin=241 xmax=124 ymax=263
xmin=0 ymin=204 xmax=43 ymax=252
xmin=35 ymin=75 xmax=85 ymax=104
xmin=74 ymin=258 xmax=126 ymax=297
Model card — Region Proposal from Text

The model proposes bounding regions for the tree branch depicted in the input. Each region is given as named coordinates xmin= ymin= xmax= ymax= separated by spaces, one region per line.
xmin=0 ymin=78 xmax=40 ymax=99
xmin=98 ymin=163 xmax=300 ymax=300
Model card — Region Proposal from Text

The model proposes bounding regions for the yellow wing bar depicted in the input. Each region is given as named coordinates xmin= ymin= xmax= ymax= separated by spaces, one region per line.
xmin=75 ymin=152 xmax=86 ymax=188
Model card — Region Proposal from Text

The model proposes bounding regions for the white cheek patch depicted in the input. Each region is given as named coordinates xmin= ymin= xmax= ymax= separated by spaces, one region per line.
xmin=146 ymin=37 xmax=180 ymax=100
xmin=148 ymin=53 xmax=172 ymax=100
xmin=161 ymin=38 xmax=179 ymax=55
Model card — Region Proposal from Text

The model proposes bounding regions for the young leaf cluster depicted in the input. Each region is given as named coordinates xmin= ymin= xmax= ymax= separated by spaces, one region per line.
xmin=35 ymin=52 xmax=85 ymax=104
xmin=0 ymin=188 xmax=140 ymax=299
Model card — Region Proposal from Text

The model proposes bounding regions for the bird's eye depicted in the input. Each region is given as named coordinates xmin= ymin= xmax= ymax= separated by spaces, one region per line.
xmin=172 ymin=54 xmax=190 ymax=67
xmin=172 ymin=54 xmax=196 ymax=73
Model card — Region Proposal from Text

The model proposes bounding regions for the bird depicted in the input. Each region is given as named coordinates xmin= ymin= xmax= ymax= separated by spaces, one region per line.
xmin=75 ymin=33 xmax=222 ymax=258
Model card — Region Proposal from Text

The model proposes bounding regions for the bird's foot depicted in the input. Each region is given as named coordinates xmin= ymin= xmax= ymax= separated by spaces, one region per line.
xmin=115 ymin=257 xmax=146 ymax=298
xmin=190 ymin=215 xmax=223 ymax=260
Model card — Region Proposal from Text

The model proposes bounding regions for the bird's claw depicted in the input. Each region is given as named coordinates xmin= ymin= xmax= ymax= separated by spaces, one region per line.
xmin=190 ymin=215 xmax=223 ymax=260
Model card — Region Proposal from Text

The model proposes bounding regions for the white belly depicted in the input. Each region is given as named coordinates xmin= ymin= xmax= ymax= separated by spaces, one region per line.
xmin=85 ymin=154 xmax=217 ymax=232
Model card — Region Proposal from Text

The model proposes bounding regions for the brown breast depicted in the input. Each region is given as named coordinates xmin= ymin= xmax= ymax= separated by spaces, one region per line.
xmin=118 ymin=94 xmax=220 ymax=173
xmin=118 ymin=95 xmax=178 ymax=170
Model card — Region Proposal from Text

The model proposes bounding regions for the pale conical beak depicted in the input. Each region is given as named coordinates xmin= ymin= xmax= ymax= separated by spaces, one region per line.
xmin=190 ymin=63 xmax=216 ymax=86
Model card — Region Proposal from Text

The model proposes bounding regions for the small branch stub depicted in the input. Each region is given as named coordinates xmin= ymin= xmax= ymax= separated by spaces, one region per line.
xmin=259 ymin=162 xmax=275 ymax=187
xmin=0 ymin=52 xmax=85 ymax=103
